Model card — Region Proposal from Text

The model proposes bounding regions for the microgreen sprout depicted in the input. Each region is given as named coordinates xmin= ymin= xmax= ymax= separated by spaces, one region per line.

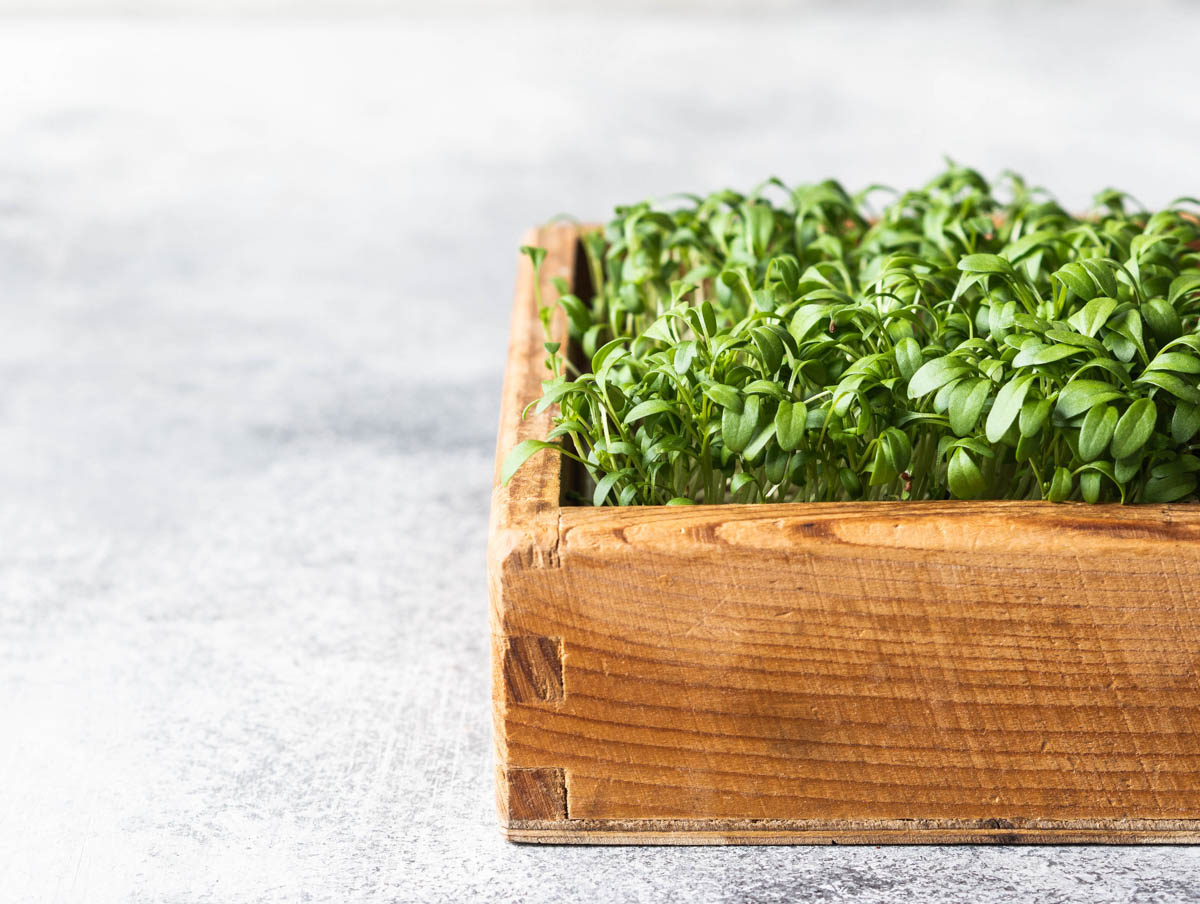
xmin=504 ymin=163 xmax=1200 ymax=505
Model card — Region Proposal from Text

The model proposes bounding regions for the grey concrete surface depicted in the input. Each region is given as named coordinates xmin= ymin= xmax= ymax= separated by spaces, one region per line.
xmin=2 ymin=10 xmax=1200 ymax=903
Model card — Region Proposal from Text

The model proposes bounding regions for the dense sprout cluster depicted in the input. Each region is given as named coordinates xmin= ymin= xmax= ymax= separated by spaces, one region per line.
xmin=505 ymin=164 xmax=1200 ymax=505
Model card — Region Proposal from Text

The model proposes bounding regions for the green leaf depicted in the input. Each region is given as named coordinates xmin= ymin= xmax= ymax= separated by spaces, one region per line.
xmin=775 ymin=400 xmax=808 ymax=451
xmin=1172 ymin=401 xmax=1200 ymax=444
xmin=1012 ymin=343 xmax=1079 ymax=368
xmin=1078 ymin=404 xmax=1117 ymax=461
xmin=949 ymin=378 xmax=990 ymax=437
xmin=1071 ymin=356 xmax=1134 ymax=386
xmin=985 ymin=374 xmax=1035 ymax=442
xmin=744 ymin=203 xmax=775 ymax=257
xmin=1053 ymin=261 xmax=1095 ymax=299
xmin=591 ymin=338 xmax=627 ymax=379
xmin=1048 ymin=466 xmax=1073 ymax=502
xmin=953 ymin=270 xmax=986 ymax=301
xmin=764 ymin=445 xmax=790 ymax=484
xmin=1135 ymin=371 xmax=1200 ymax=405
xmin=1014 ymin=431 xmax=1037 ymax=462
xmin=721 ymin=395 xmax=761 ymax=453
xmin=617 ymin=283 xmax=644 ymax=314
xmin=593 ymin=469 xmax=628 ymax=506
xmin=719 ymin=266 xmax=755 ymax=310
xmin=730 ymin=470 xmax=757 ymax=496
xmin=673 ymin=340 xmax=698 ymax=374
xmin=750 ymin=326 xmax=785 ymax=374
xmin=1080 ymin=469 xmax=1103 ymax=503
xmin=832 ymin=382 xmax=864 ymax=418
xmin=1114 ymin=454 xmax=1141 ymax=484
xmin=1044 ymin=329 xmax=1105 ymax=353
xmin=869 ymin=441 xmax=898 ymax=486
xmin=669 ymin=278 xmax=695 ymax=305
xmin=557 ymin=293 xmax=592 ymax=335
xmin=520 ymin=244 xmax=547 ymax=269
xmin=1054 ymin=380 xmax=1125 ymax=420
xmin=957 ymin=253 xmax=1012 ymax=274
xmin=580 ymin=323 xmax=606 ymax=358
xmin=882 ymin=426 xmax=912 ymax=474
xmin=598 ymin=439 xmax=636 ymax=457
xmin=624 ymin=399 xmax=676 ymax=423
xmin=839 ymin=466 xmax=862 ymax=497
xmin=1110 ymin=398 xmax=1157 ymax=459
xmin=767 ymin=254 xmax=801 ymax=293
xmin=947 ymin=447 xmax=986 ymax=499
xmin=1142 ymin=298 xmax=1182 ymax=343
xmin=602 ymin=383 xmax=627 ymax=413
xmin=945 ymin=435 xmax=995 ymax=459
xmin=1104 ymin=331 xmax=1137 ymax=363
xmin=1152 ymin=456 xmax=1200 ymax=478
xmin=789 ymin=303 xmax=833 ymax=344
xmin=1066 ymin=296 xmax=1118 ymax=338
xmin=908 ymin=356 xmax=971 ymax=399
xmin=1164 ymin=334 xmax=1200 ymax=356
xmin=1114 ymin=309 xmax=1146 ymax=361
xmin=987 ymin=300 xmax=1017 ymax=338
xmin=1145 ymin=351 xmax=1200 ymax=375
xmin=894 ymin=337 xmax=923 ymax=382
xmin=703 ymin=382 xmax=743 ymax=412
xmin=1019 ymin=397 xmax=1052 ymax=438
xmin=743 ymin=379 xmax=788 ymax=400
xmin=1081 ymin=258 xmax=1119 ymax=298
xmin=1004 ymin=229 xmax=1057 ymax=261
xmin=501 ymin=439 xmax=558 ymax=485
xmin=641 ymin=315 xmax=675 ymax=343
xmin=1013 ymin=313 xmax=1050 ymax=333
xmin=932 ymin=378 xmax=960 ymax=415
xmin=1168 ymin=272 xmax=1200 ymax=305
xmin=1144 ymin=472 xmax=1198 ymax=502
xmin=739 ymin=420 xmax=777 ymax=461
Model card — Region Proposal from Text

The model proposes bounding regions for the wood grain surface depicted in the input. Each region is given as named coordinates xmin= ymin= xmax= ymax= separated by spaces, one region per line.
xmin=489 ymin=224 xmax=1200 ymax=844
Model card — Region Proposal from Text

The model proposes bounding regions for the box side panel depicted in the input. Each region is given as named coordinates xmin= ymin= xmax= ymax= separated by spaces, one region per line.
xmin=501 ymin=502 xmax=1200 ymax=832
xmin=489 ymin=224 xmax=578 ymax=822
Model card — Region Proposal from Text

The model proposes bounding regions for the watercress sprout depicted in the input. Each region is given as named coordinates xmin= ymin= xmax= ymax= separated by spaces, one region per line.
xmin=506 ymin=163 xmax=1200 ymax=505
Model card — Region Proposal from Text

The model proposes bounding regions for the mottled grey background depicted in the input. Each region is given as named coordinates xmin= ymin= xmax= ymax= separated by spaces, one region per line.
xmin=2 ymin=5 xmax=1200 ymax=903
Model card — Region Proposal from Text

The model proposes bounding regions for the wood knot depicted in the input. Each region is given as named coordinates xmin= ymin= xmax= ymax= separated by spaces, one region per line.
xmin=502 ymin=635 xmax=564 ymax=703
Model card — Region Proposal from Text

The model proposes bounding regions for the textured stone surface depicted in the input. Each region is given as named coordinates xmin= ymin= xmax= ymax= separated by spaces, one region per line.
xmin=2 ymin=10 xmax=1200 ymax=903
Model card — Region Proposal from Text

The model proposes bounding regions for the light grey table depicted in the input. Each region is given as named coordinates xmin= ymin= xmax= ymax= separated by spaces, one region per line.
xmin=3 ymin=9 xmax=1200 ymax=902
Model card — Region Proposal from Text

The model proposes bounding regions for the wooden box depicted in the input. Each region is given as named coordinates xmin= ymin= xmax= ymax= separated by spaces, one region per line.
xmin=489 ymin=224 xmax=1200 ymax=844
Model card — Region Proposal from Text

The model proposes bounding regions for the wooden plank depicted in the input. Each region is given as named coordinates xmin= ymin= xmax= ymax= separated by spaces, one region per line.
xmin=489 ymin=224 xmax=1200 ymax=843
xmin=490 ymin=225 xmax=577 ymax=820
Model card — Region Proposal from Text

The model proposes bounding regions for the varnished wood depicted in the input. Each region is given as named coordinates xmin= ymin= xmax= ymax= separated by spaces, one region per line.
xmin=489 ymin=224 xmax=1200 ymax=844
